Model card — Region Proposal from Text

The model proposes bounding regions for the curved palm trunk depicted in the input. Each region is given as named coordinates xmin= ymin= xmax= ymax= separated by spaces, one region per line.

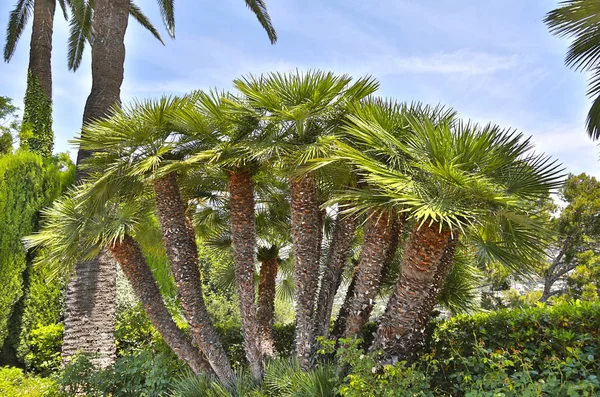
xmin=370 ymin=222 xmax=451 ymax=361
xmin=331 ymin=270 xmax=357 ymax=339
xmin=22 ymin=0 xmax=55 ymax=156
xmin=342 ymin=210 xmax=393 ymax=338
xmin=289 ymin=173 xmax=322 ymax=369
xmin=64 ymin=0 xmax=130 ymax=368
xmin=257 ymin=256 xmax=278 ymax=357
xmin=315 ymin=210 xmax=357 ymax=339
xmin=153 ymin=172 xmax=234 ymax=384
xmin=228 ymin=171 xmax=263 ymax=381
xmin=109 ymin=234 xmax=212 ymax=376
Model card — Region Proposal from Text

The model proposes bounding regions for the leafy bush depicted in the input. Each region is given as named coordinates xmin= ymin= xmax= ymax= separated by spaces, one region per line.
xmin=60 ymin=349 xmax=185 ymax=396
xmin=0 ymin=152 xmax=68 ymax=355
xmin=0 ymin=366 xmax=58 ymax=397
xmin=23 ymin=324 xmax=63 ymax=376
xmin=334 ymin=301 xmax=600 ymax=396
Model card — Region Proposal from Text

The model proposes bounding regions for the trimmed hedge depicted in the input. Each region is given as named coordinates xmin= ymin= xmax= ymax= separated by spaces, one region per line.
xmin=338 ymin=301 xmax=600 ymax=396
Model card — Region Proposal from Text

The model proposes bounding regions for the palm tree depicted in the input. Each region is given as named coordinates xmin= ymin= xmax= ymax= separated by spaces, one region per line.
xmin=3 ymin=0 xmax=69 ymax=156
xmin=233 ymin=70 xmax=378 ymax=368
xmin=66 ymin=0 xmax=277 ymax=369
xmin=334 ymin=109 xmax=564 ymax=361
xmin=24 ymin=183 xmax=213 ymax=376
xmin=545 ymin=1 xmax=600 ymax=140
xmin=176 ymin=91 xmax=269 ymax=380
xmin=75 ymin=96 xmax=235 ymax=383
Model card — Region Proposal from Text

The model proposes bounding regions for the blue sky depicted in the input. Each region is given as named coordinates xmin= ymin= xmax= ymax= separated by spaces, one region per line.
xmin=1 ymin=0 xmax=598 ymax=176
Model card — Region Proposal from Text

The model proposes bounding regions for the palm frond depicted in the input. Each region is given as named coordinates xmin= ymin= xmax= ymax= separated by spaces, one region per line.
xmin=3 ymin=0 xmax=34 ymax=62
xmin=67 ymin=0 xmax=93 ymax=71
xmin=130 ymin=1 xmax=164 ymax=45
xmin=156 ymin=0 xmax=175 ymax=38
xmin=244 ymin=0 xmax=277 ymax=44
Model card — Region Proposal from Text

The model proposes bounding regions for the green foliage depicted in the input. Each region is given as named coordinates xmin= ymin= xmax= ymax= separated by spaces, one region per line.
xmin=59 ymin=350 xmax=185 ymax=397
xmin=332 ymin=302 xmax=600 ymax=396
xmin=0 ymin=366 xmax=58 ymax=397
xmin=0 ymin=151 xmax=68 ymax=356
xmin=23 ymin=324 xmax=63 ymax=377
xmin=172 ymin=358 xmax=336 ymax=397
xmin=21 ymin=72 xmax=53 ymax=157
xmin=0 ymin=95 xmax=19 ymax=154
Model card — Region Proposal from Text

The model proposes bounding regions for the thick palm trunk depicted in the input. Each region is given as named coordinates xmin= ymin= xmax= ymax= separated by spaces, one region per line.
xmin=109 ymin=234 xmax=212 ymax=376
xmin=257 ymin=256 xmax=278 ymax=357
xmin=228 ymin=171 xmax=263 ymax=381
xmin=401 ymin=235 xmax=458 ymax=355
xmin=64 ymin=0 xmax=130 ymax=368
xmin=62 ymin=251 xmax=116 ymax=368
xmin=289 ymin=173 xmax=322 ymax=369
xmin=342 ymin=210 xmax=393 ymax=338
xmin=75 ymin=0 xmax=129 ymax=167
xmin=22 ymin=0 xmax=55 ymax=156
xmin=153 ymin=172 xmax=234 ymax=383
xmin=370 ymin=222 xmax=451 ymax=361
xmin=315 ymin=210 xmax=357 ymax=339
xmin=360 ymin=214 xmax=404 ymax=324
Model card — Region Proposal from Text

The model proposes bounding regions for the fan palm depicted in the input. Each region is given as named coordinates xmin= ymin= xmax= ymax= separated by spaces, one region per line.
xmin=75 ymin=96 xmax=235 ymax=383
xmin=66 ymin=0 xmax=277 ymax=367
xmin=233 ymin=70 xmax=378 ymax=368
xmin=172 ymin=90 xmax=277 ymax=380
xmin=331 ymin=109 xmax=564 ymax=360
xmin=545 ymin=0 xmax=600 ymax=140
xmin=23 ymin=182 xmax=213 ymax=375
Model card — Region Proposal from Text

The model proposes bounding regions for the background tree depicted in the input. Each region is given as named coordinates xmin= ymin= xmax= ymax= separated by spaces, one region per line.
xmin=541 ymin=173 xmax=600 ymax=301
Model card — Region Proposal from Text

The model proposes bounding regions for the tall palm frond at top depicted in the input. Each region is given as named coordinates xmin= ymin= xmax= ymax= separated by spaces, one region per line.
xmin=545 ymin=0 xmax=600 ymax=140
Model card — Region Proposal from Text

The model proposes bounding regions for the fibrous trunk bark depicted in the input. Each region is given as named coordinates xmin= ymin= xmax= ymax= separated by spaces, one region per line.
xmin=228 ymin=171 xmax=263 ymax=381
xmin=360 ymin=213 xmax=404 ymax=324
xmin=62 ymin=250 xmax=116 ymax=368
xmin=397 ymin=235 xmax=458 ymax=360
xmin=342 ymin=210 xmax=393 ymax=339
xmin=109 ymin=234 xmax=212 ymax=375
xmin=290 ymin=173 xmax=322 ymax=369
xmin=257 ymin=257 xmax=278 ymax=357
xmin=315 ymin=209 xmax=357 ymax=340
xmin=153 ymin=172 xmax=234 ymax=384
xmin=64 ymin=0 xmax=130 ymax=368
xmin=370 ymin=222 xmax=451 ymax=362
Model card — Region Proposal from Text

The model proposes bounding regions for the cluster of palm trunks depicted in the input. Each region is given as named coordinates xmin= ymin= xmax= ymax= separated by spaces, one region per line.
xmin=35 ymin=72 xmax=561 ymax=387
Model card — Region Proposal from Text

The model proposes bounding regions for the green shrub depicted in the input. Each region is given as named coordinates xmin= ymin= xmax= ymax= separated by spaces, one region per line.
xmin=334 ymin=301 xmax=600 ymax=396
xmin=0 ymin=152 xmax=71 ymax=363
xmin=23 ymin=324 xmax=63 ymax=376
xmin=60 ymin=349 xmax=185 ymax=397
xmin=0 ymin=366 xmax=58 ymax=397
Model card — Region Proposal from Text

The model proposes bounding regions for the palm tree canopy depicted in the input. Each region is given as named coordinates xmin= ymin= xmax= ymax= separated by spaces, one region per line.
xmin=322 ymin=104 xmax=564 ymax=275
xmin=545 ymin=0 xmax=600 ymax=139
